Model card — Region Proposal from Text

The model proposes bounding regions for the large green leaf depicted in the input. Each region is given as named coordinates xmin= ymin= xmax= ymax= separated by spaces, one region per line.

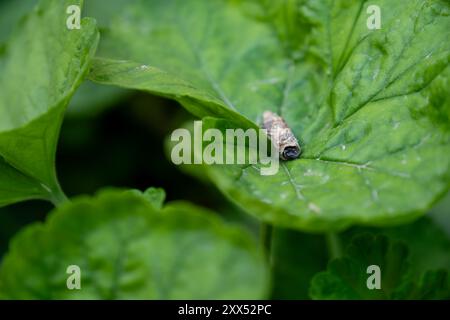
xmin=89 ymin=0 xmax=450 ymax=231
xmin=0 ymin=189 xmax=268 ymax=299
xmin=0 ymin=0 xmax=37 ymax=45
xmin=309 ymin=233 xmax=449 ymax=299
xmin=0 ymin=0 xmax=127 ymax=119
xmin=0 ymin=0 xmax=99 ymax=206
xmin=68 ymin=0 xmax=134 ymax=117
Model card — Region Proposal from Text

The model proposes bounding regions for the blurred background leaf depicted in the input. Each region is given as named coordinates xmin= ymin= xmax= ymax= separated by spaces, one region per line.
xmin=309 ymin=233 xmax=449 ymax=299
xmin=0 ymin=0 xmax=37 ymax=45
xmin=0 ymin=189 xmax=269 ymax=299
xmin=270 ymin=228 xmax=328 ymax=299
xmin=0 ymin=0 xmax=99 ymax=206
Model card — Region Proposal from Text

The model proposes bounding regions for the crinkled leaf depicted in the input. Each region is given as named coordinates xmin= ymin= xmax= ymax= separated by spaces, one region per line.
xmin=0 ymin=0 xmax=99 ymax=206
xmin=0 ymin=189 xmax=268 ymax=299
xmin=126 ymin=187 xmax=166 ymax=210
xmin=89 ymin=58 xmax=255 ymax=128
xmin=89 ymin=0 xmax=450 ymax=231
xmin=68 ymin=0 xmax=133 ymax=117
xmin=344 ymin=217 xmax=450 ymax=277
xmin=309 ymin=233 xmax=449 ymax=299
xmin=0 ymin=0 xmax=127 ymax=119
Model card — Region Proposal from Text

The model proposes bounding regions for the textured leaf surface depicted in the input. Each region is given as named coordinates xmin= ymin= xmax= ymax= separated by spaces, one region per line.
xmin=0 ymin=189 xmax=268 ymax=299
xmin=89 ymin=0 xmax=450 ymax=230
xmin=309 ymin=233 xmax=449 ymax=299
xmin=0 ymin=0 xmax=128 ymax=119
xmin=0 ymin=0 xmax=99 ymax=206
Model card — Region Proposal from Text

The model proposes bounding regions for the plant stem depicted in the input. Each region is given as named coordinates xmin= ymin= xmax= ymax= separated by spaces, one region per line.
xmin=326 ymin=232 xmax=343 ymax=260
xmin=260 ymin=222 xmax=273 ymax=263
xmin=49 ymin=185 xmax=69 ymax=207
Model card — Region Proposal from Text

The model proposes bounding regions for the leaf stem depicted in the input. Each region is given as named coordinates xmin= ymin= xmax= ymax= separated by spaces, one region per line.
xmin=260 ymin=222 xmax=273 ymax=263
xmin=49 ymin=185 xmax=69 ymax=207
xmin=326 ymin=232 xmax=343 ymax=260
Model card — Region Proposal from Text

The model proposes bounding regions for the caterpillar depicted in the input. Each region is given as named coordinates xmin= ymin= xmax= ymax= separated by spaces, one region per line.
xmin=262 ymin=111 xmax=301 ymax=160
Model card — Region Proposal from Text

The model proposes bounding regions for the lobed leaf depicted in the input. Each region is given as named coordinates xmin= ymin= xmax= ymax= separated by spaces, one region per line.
xmin=309 ymin=233 xmax=449 ymax=299
xmin=0 ymin=189 xmax=268 ymax=299
xmin=88 ymin=0 xmax=450 ymax=231
xmin=344 ymin=217 xmax=450 ymax=276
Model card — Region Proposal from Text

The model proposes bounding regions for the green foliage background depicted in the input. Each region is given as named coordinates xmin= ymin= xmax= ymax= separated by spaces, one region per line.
xmin=0 ymin=0 xmax=448 ymax=300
